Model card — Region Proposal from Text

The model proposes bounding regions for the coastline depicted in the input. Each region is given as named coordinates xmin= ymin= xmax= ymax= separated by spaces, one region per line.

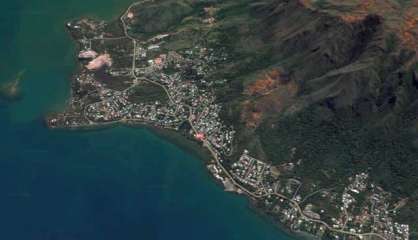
xmin=46 ymin=121 xmax=314 ymax=240
xmin=136 ymin=125 xmax=212 ymax=163
xmin=148 ymin=123 xmax=310 ymax=240
xmin=3 ymin=0 xmax=412 ymax=238
xmin=0 ymin=1 xmax=305 ymax=240
xmin=47 ymin=10 xmax=215 ymax=170
xmin=44 ymin=4 xmax=311 ymax=240
xmin=43 ymin=2 xmax=359 ymax=240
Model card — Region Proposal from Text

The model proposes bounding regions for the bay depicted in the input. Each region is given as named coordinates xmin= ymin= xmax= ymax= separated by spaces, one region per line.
xmin=0 ymin=1 xmax=295 ymax=239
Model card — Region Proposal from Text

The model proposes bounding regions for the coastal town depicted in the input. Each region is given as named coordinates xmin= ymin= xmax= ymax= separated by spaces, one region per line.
xmin=47 ymin=2 xmax=411 ymax=240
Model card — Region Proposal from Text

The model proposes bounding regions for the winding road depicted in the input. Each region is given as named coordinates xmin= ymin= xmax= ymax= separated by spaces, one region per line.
xmin=114 ymin=2 xmax=389 ymax=240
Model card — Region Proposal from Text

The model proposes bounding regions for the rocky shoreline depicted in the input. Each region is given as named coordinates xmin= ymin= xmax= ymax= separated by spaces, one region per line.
xmin=45 ymin=1 xmax=413 ymax=239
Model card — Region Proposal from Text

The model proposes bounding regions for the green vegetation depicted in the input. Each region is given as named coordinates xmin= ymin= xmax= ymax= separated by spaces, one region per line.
xmin=129 ymin=0 xmax=194 ymax=38
xmin=95 ymin=72 xmax=132 ymax=91
xmin=127 ymin=81 xmax=168 ymax=104
xmin=125 ymin=0 xmax=418 ymax=235
xmin=258 ymin=105 xmax=418 ymax=192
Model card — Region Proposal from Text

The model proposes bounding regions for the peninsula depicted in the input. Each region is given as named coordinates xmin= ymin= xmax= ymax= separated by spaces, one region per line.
xmin=48 ymin=0 xmax=418 ymax=239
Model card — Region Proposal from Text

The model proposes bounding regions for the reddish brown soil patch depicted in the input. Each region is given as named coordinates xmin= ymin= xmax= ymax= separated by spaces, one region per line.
xmin=400 ymin=2 xmax=418 ymax=51
xmin=245 ymin=69 xmax=289 ymax=96
xmin=242 ymin=71 xmax=298 ymax=128
xmin=241 ymin=100 xmax=263 ymax=129
xmin=299 ymin=0 xmax=418 ymax=51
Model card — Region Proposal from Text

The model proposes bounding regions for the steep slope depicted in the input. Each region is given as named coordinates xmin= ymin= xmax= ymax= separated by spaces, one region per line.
xmin=122 ymin=0 xmax=418 ymax=236
xmin=209 ymin=0 xmax=418 ymax=235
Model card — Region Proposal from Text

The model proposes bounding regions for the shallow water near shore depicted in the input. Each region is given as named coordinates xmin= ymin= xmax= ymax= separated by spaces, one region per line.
xmin=0 ymin=1 xmax=295 ymax=239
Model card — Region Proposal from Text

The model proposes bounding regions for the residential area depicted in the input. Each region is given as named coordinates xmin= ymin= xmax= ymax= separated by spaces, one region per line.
xmin=47 ymin=9 xmax=410 ymax=240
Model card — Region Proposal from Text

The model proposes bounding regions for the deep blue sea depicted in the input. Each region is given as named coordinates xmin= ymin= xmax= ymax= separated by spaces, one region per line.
xmin=0 ymin=1 xmax=294 ymax=239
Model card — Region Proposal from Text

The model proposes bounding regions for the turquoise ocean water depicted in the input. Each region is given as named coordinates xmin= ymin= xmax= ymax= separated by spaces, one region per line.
xmin=0 ymin=1 xmax=294 ymax=239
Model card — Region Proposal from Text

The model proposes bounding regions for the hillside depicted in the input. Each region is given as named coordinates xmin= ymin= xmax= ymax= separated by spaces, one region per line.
xmin=205 ymin=0 xmax=418 ymax=236
xmin=60 ymin=0 xmax=418 ymax=238
xmin=127 ymin=0 xmax=418 ymax=236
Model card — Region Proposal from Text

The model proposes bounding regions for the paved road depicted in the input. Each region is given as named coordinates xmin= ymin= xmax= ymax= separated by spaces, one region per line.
xmin=115 ymin=3 xmax=389 ymax=239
